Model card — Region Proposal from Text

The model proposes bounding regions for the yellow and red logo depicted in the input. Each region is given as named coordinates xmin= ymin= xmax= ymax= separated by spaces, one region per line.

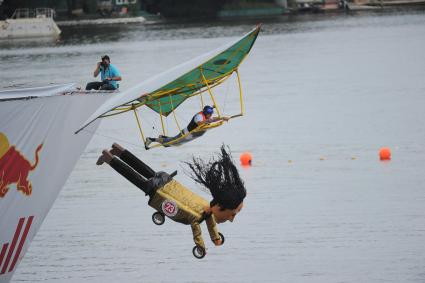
xmin=0 ymin=132 xmax=43 ymax=198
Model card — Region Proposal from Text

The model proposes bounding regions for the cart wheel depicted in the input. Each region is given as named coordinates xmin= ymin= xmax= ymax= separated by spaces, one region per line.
xmin=192 ymin=245 xmax=206 ymax=259
xmin=218 ymin=232 xmax=225 ymax=245
xmin=152 ymin=212 xmax=165 ymax=225
xmin=213 ymin=232 xmax=225 ymax=245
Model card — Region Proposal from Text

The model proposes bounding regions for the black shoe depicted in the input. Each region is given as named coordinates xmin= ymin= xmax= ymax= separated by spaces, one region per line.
xmin=145 ymin=138 xmax=153 ymax=150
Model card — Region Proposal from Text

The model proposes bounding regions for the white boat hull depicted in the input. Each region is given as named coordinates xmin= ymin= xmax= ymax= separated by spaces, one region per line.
xmin=0 ymin=17 xmax=61 ymax=39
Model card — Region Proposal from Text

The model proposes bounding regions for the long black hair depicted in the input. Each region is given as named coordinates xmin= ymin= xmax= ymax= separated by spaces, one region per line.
xmin=185 ymin=145 xmax=246 ymax=210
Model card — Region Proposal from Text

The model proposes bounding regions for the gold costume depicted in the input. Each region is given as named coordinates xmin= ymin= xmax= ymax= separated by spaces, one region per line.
xmin=149 ymin=180 xmax=221 ymax=249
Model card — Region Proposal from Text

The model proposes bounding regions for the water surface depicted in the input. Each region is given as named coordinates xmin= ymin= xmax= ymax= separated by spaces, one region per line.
xmin=2 ymin=12 xmax=425 ymax=283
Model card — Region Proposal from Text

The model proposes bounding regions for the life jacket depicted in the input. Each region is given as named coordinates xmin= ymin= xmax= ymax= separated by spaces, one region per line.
xmin=186 ymin=111 xmax=206 ymax=132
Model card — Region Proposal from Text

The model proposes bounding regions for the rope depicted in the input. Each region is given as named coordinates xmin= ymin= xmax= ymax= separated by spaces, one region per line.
xmin=200 ymin=68 xmax=221 ymax=117
xmin=80 ymin=128 xmax=144 ymax=148
xmin=170 ymin=95 xmax=182 ymax=132
xmin=200 ymin=92 xmax=205 ymax=109
xmin=132 ymin=107 xmax=145 ymax=143
xmin=236 ymin=69 xmax=245 ymax=115
xmin=222 ymin=71 xmax=233 ymax=115
xmin=158 ymin=100 xmax=166 ymax=136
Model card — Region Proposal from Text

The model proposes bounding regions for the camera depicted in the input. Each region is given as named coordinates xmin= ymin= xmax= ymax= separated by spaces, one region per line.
xmin=100 ymin=55 xmax=110 ymax=69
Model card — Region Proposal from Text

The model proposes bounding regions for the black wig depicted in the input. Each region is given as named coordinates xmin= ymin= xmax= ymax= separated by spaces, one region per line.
xmin=186 ymin=145 xmax=246 ymax=210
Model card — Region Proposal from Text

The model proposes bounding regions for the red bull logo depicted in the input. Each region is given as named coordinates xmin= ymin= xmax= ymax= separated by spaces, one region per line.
xmin=0 ymin=216 xmax=34 ymax=274
xmin=0 ymin=132 xmax=43 ymax=198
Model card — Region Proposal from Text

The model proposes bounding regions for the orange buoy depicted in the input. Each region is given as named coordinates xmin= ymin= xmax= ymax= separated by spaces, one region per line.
xmin=379 ymin=147 xmax=391 ymax=160
xmin=240 ymin=152 xmax=252 ymax=166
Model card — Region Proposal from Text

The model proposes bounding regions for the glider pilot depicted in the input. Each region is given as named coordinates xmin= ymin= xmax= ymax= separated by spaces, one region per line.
xmin=144 ymin=105 xmax=230 ymax=149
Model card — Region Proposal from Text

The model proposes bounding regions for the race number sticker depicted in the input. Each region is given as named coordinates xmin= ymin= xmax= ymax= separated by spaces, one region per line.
xmin=161 ymin=200 xmax=178 ymax=217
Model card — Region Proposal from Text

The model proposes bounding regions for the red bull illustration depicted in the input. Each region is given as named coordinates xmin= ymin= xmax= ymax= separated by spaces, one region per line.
xmin=0 ymin=132 xmax=43 ymax=198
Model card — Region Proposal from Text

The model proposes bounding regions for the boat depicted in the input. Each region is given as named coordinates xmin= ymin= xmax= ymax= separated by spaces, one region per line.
xmin=0 ymin=8 xmax=61 ymax=39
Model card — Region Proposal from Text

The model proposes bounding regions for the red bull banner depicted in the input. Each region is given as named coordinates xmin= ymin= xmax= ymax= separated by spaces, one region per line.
xmin=0 ymin=85 xmax=111 ymax=283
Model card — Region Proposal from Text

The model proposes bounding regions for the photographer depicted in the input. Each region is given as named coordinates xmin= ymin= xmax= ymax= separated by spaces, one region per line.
xmin=85 ymin=55 xmax=122 ymax=91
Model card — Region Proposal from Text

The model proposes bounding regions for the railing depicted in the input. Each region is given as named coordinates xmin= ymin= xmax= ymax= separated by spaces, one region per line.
xmin=11 ymin=8 xmax=56 ymax=19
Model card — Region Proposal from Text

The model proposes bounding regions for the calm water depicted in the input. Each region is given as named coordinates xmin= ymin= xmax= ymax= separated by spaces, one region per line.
xmin=2 ymin=11 xmax=425 ymax=283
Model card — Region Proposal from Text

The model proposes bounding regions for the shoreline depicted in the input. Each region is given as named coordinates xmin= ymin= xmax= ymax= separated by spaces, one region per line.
xmin=53 ymin=5 xmax=424 ymax=27
xmin=56 ymin=16 xmax=147 ymax=27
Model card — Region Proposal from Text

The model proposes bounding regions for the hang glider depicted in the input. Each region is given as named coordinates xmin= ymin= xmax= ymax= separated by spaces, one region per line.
xmin=76 ymin=25 xmax=261 ymax=148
